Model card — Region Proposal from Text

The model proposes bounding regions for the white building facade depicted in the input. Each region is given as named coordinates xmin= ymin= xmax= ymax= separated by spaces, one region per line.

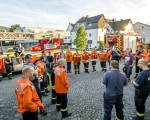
xmin=14 ymin=27 xmax=54 ymax=33
xmin=70 ymin=14 xmax=107 ymax=50
xmin=134 ymin=22 xmax=150 ymax=43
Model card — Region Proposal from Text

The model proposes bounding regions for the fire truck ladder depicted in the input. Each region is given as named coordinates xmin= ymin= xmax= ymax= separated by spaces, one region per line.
xmin=0 ymin=32 xmax=59 ymax=41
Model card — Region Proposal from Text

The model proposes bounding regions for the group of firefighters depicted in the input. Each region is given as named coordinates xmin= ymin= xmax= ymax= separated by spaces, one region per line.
xmin=15 ymin=49 xmax=72 ymax=119
xmin=0 ymin=42 xmax=149 ymax=120
xmin=63 ymin=44 xmax=150 ymax=81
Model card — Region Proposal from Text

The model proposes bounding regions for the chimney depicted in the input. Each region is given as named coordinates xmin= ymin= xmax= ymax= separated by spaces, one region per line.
xmin=86 ymin=15 xmax=90 ymax=18
xmin=112 ymin=18 xmax=116 ymax=22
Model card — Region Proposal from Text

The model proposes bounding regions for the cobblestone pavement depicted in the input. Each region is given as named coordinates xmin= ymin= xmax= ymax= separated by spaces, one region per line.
xmin=0 ymin=61 xmax=150 ymax=120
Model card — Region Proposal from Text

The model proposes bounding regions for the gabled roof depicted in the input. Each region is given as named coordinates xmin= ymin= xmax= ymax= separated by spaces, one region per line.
xmin=114 ymin=19 xmax=131 ymax=31
xmin=76 ymin=17 xmax=87 ymax=23
xmin=134 ymin=22 xmax=150 ymax=28
xmin=71 ymin=14 xmax=104 ymax=32
xmin=87 ymin=14 xmax=102 ymax=24
xmin=107 ymin=19 xmax=131 ymax=31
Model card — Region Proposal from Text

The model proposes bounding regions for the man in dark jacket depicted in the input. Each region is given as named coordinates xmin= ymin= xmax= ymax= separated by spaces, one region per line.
xmin=101 ymin=60 xmax=127 ymax=120
xmin=47 ymin=62 xmax=56 ymax=104
xmin=131 ymin=59 xmax=150 ymax=120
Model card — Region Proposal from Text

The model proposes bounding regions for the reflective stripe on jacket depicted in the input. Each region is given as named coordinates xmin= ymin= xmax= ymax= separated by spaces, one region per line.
xmin=15 ymin=78 xmax=44 ymax=114
xmin=136 ymin=50 xmax=146 ymax=60
xmin=72 ymin=53 xmax=81 ymax=65
xmin=55 ymin=66 xmax=69 ymax=93
xmin=91 ymin=51 xmax=98 ymax=60
xmin=66 ymin=51 xmax=72 ymax=62
xmin=98 ymin=51 xmax=108 ymax=62
xmin=82 ymin=52 xmax=91 ymax=62
xmin=145 ymin=50 xmax=150 ymax=64
xmin=37 ymin=61 xmax=45 ymax=79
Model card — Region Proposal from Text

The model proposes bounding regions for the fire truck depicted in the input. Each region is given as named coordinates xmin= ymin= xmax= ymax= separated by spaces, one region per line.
xmin=104 ymin=34 xmax=142 ymax=54
xmin=29 ymin=38 xmax=64 ymax=51
xmin=0 ymin=33 xmax=67 ymax=74
xmin=0 ymin=34 xmax=63 ymax=74
xmin=0 ymin=51 xmax=59 ymax=74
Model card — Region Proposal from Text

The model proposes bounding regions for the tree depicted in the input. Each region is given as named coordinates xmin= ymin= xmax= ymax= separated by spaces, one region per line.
xmin=73 ymin=25 xmax=88 ymax=51
xmin=97 ymin=41 xmax=104 ymax=50
xmin=0 ymin=29 xmax=4 ymax=32
xmin=9 ymin=24 xmax=21 ymax=32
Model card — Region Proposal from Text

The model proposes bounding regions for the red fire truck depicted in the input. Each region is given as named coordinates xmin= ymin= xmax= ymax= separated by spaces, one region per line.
xmin=0 ymin=52 xmax=59 ymax=74
xmin=29 ymin=38 xmax=64 ymax=51
xmin=104 ymin=34 xmax=142 ymax=54
xmin=0 ymin=33 xmax=66 ymax=74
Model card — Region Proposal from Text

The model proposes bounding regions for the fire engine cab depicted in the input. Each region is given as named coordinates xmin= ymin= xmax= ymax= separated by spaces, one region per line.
xmin=104 ymin=34 xmax=142 ymax=54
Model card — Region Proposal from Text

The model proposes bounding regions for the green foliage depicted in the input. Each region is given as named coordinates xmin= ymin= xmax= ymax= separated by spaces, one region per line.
xmin=142 ymin=43 xmax=146 ymax=49
xmin=73 ymin=25 xmax=88 ymax=51
xmin=9 ymin=24 xmax=21 ymax=32
xmin=97 ymin=41 xmax=104 ymax=50
xmin=0 ymin=29 xmax=4 ymax=32
xmin=0 ymin=26 xmax=9 ymax=32
xmin=1 ymin=41 xmax=14 ymax=46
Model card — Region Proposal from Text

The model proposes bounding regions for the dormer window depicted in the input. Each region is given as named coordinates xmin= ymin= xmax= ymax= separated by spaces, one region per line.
xmin=89 ymin=23 xmax=92 ymax=26
xmin=89 ymin=33 xmax=91 ymax=37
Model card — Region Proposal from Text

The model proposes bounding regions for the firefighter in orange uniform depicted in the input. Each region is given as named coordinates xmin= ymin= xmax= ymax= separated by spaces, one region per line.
xmin=0 ymin=58 xmax=2 ymax=81
xmin=107 ymin=47 xmax=113 ymax=66
xmin=54 ymin=58 xmax=72 ymax=118
xmin=37 ymin=56 xmax=47 ymax=96
xmin=82 ymin=49 xmax=91 ymax=73
xmin=123 ymin=48 xmax=129 ymax=56
xmin=66 ymin=48 xmax=72 ymax=73
xmin=72 ymin=49 xmax=81 ymax=74
xmin=134 ymin=45 xmax=146 ymax=78
xmin=98 ymin=49 xmax=108 ymax=72
xmin=91 ymin=48 xmax=98 ymax=72
xmin=145 ymin=44 xmax=150 ymax=68
xmin=15 ymin=67 xmax=44 ymax=120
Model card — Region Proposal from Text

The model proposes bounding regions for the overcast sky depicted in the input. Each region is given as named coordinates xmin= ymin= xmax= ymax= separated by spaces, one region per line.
xmin=0 ymin=0 xmax=149 ymax=30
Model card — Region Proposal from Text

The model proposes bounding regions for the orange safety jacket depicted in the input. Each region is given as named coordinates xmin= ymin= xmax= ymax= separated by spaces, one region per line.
xmin=37 ymin=61 xmax=45 ymax=81
xmin=72 ymin=53 xmax=81 ymax=65
xmin=107 ymin=50 xmax=113 ymax=60
xmin=98 ymin=51 xmax=108 ymax=62
xmin=135 ymin=50 xmax=146 ymax=61
xmin=91 ymin=51 xmax=98 ymax=61
xmin=54 ymin=66 xmax=69 ymax=94
xmin=66 ymin=51 xmax=72 ymax=62
xmin=123 ymin=51 xmax=128 ymax=56
xmin=145 ymin=50 xmax=150 ymax=64
xmin=15 ymin=78 xmax=44 ymax=114
xmin=82 ymin=52 xmax=91 ymax=62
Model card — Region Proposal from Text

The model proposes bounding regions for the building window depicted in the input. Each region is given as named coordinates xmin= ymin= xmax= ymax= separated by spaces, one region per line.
xmin=89 ymin=33 xmax=91 ymax=37
xmin=143 ymin=38 xmax=145 ymax=42
xmin=89 ymin=23 xmax=92 ymax=26
xmin=142 ymin=26 xmax=144 ymax=29
xmin=68 ymin=36 xmax=71 ymax=39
